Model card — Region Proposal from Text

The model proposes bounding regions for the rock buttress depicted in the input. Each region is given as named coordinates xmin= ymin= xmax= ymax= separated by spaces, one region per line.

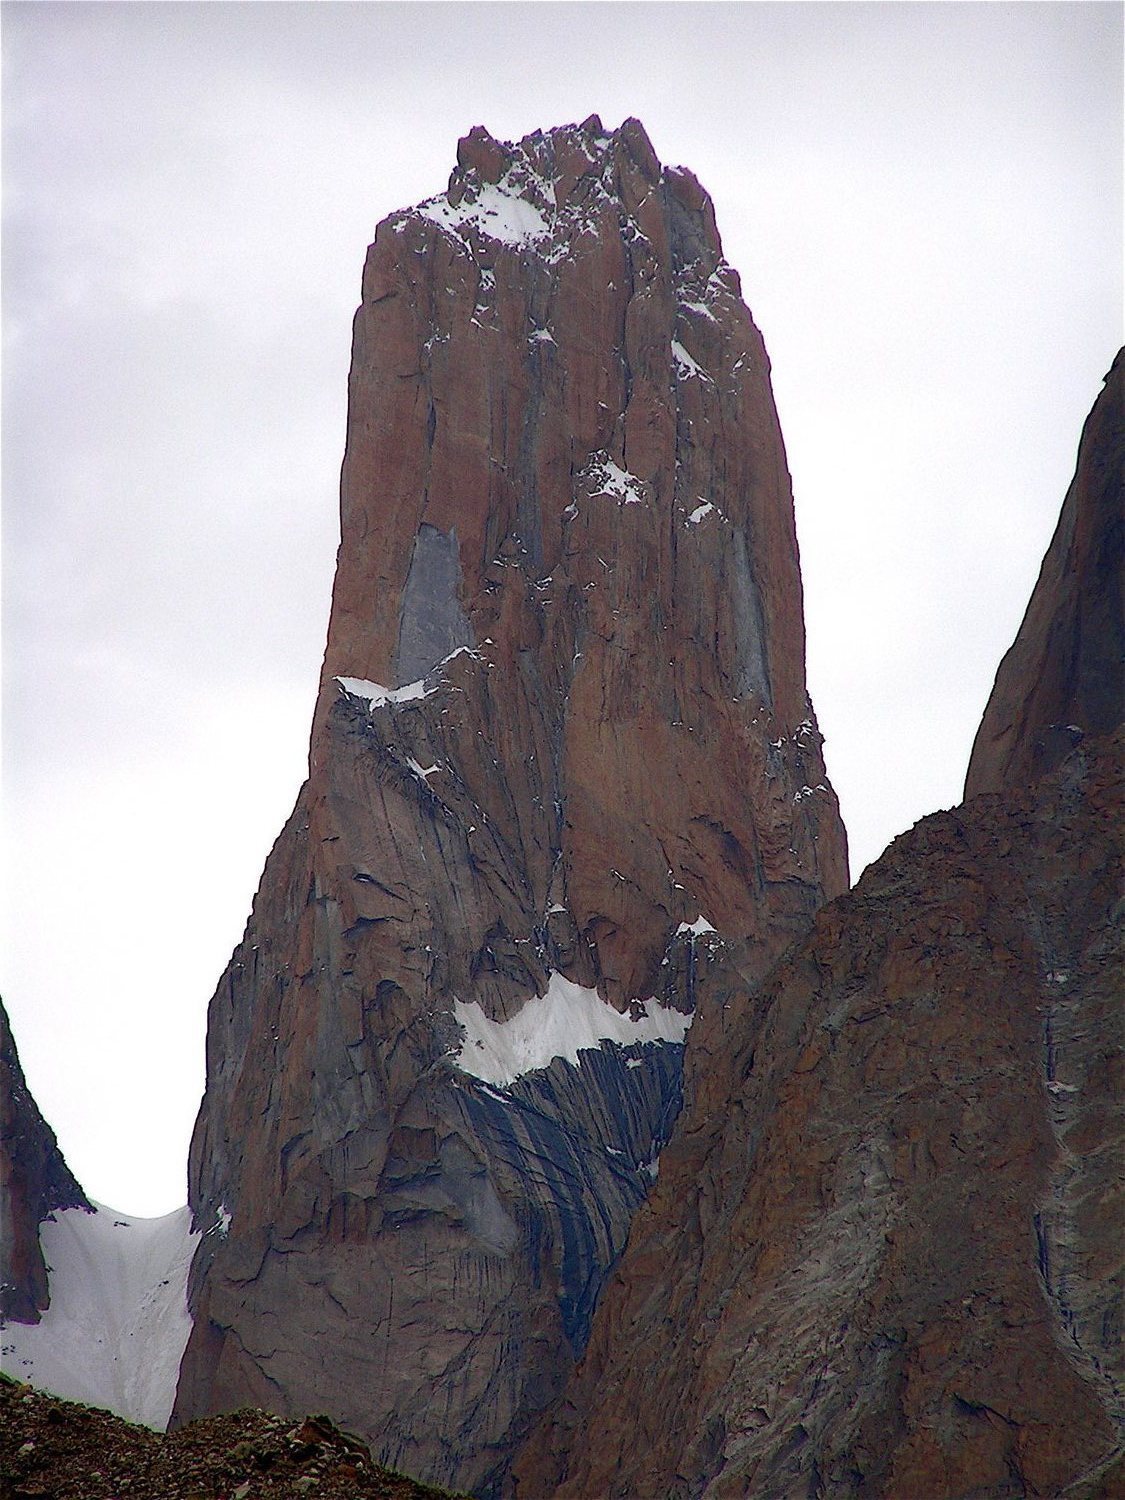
xmin=173 ymin=117 xmax=847 ymax=1496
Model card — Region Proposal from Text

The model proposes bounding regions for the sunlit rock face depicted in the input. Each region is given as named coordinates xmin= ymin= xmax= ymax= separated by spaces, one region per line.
xmin=513 ymin=359 xmax=1124 ymax=1500
xmin=0 ymin=999 xmax=90 ymax=1325
xmin=173 ymin=116 xmax=847 ymax=1496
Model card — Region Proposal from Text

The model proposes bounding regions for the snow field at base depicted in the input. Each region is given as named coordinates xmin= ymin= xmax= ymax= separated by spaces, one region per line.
xmin=0 ymin=1203 xmax=198 ymax=1429
xmin=452 ymin=972 xmax=693 ymax=1089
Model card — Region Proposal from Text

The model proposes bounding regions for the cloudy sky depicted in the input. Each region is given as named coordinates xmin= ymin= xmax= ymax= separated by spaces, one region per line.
xmin=3 ymin=2 xmax=1120 ymax=1216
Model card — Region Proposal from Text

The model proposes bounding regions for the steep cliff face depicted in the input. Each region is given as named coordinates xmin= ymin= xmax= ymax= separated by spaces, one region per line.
xmin=0 ymin=999 xmax=90 ymax=1324
xmin=174 ymin=117 xmax=847 ymax=1495
xmin=966 ymin=351 xmax=1123 ymax=798
xmin=513 ymin=360 xmax=1124 ymax=1498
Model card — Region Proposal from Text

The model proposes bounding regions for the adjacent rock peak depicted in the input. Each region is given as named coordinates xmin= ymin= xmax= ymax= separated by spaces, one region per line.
xmin=456 ymin=123 xmax=511 ymax=183
xmin=965 ymin=349 xmax=1124 ymax=798
xmin=0 ymin=999 xmax=90 ymax=1324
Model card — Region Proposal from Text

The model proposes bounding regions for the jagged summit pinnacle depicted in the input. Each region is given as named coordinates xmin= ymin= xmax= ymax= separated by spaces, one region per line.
xmin=384 ymin=114 xmax=725 ymax=273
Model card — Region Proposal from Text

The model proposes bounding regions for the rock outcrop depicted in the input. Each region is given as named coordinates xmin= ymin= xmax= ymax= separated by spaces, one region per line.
xmin=966 ymin=350 xmax=1123 ymax=798
xmin=513 ymin=359 xmax=1124 ymax=1498
xmin=0 ymin=1000 xmax=90 ymax=1324
xmin=173 ymin=117 xmax=847 ymax=1496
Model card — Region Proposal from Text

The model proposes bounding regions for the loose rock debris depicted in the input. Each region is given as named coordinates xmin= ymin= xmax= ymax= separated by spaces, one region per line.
xmin=0 ymin=1375 xmax=464 ymax=1499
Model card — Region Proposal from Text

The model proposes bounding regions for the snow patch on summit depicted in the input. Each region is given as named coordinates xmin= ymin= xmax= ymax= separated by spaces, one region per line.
xmin=416 ymin=152 xmax=558 ymax=249
xmin=452 ymin=973 xmax=692 ymax=1088
xmin=419 ymin=180 xmax=551 ymax=247
xmin=0 ymin=1203 xmax=198 ymax=1429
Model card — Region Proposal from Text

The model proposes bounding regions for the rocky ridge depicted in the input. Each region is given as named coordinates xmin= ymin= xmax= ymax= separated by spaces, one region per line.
xmin=0 ymin=1375 xmax=466 ymax=1500
xmin=173 ymin=116 xmax=847 ymax=1497
xmin=512 ymin=356 xmax=1124 ymax=1498
xmin=0 ymin=1000 xmax=90 ymax=1325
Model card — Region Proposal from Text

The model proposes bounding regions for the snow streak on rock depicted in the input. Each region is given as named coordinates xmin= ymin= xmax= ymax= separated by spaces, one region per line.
xmin=452 ymin=974 xmax=692 ymax=1088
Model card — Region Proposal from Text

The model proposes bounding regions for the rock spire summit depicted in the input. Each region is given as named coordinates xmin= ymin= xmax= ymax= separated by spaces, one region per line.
xmin=174 ymin=119 xmax=847 ymax=1494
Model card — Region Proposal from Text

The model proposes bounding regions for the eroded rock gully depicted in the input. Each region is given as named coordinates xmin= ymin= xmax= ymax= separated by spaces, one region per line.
xmin=173 ymin=116 xmax=848 ymax=1497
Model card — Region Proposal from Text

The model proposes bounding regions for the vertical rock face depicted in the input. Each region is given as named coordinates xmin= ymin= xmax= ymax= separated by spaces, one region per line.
xmin=0 ymin=1000 xmax=90 ymax=1324
xmin=966 ymin=351 xmax=1124 ymax=798
xmin=513 ymin=360 xmax=1124 ymax=1498
xmin=173 ymin=117 xmax=847 ymax=1495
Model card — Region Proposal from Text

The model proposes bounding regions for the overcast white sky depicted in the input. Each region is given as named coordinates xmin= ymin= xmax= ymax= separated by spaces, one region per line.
xmin=3 ymin=2 xmax=1120 ymax=1217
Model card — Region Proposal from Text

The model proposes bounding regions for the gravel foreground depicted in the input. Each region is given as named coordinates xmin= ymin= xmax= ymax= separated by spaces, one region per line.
xmin=0 ymin=1374 xmax=466 ymax=1499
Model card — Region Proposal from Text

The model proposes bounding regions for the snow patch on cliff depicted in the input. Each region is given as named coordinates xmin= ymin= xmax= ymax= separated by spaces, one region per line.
xmin=407 ymin=757 xmax=441 ymax=780
xmin=338 ymin=675 xmax=430 ymax=709
xmin=586 ymin=456 xmax=647 ymax=506
xmin=677 ymin=915 xmax=717 ymax=936
xmin=679 ymin=298 xmax=718 ymax=323
xmin=672 ymin=339 xmax=709 ymax=381
xmin=0 ymin=1203 xmax=198 ymax=1429
xmin=453 ymin=973 xmax=692 ymax=1087
xmin=337 ymin=646 xmax=477 ymax=712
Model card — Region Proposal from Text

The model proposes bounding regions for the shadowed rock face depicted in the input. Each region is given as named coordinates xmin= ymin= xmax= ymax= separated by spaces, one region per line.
xmin=512 ymin=360 xmax=1124 ymax=1499
xmin=966 ymin=351 xmax=1124 ymax=799
xmin=173 ymin=117 xmax=847 ymax=1496
xmin=514 ymin=736 xmax=1124 ymax=1499
xmin=0 ymin=1000 xmax=90 ymax=1324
